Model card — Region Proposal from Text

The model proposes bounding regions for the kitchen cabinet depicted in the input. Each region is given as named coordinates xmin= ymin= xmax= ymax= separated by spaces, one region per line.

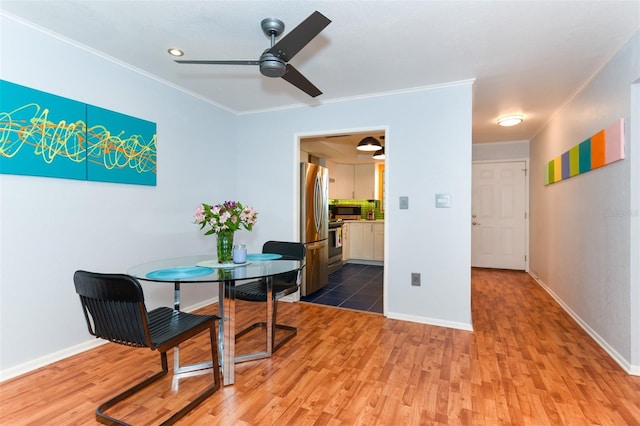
xmin=354 ymin=164 xmax=375 ymax=199
xmin=331 ymin=163 xmax=356 ymax=199
xmin=373 ymin=223 xmax=384 ymax=261
xmin=341 ymin=223 xmax=350 ymax=261
xmin=328 ymin=163 xmax=376 ymax=200
xmin=346 ymin=221 xmax=383 ymax=261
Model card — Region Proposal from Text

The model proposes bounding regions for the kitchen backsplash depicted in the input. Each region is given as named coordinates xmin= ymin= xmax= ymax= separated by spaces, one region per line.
xmin=329 ymin=199 xmax=384 ymax=220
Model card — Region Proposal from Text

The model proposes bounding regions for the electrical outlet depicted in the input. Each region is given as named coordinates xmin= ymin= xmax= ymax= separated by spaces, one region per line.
xmin=411 ymin=272 xmax=421 ymax=286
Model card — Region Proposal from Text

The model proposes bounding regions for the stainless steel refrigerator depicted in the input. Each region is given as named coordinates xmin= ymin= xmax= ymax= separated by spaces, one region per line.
xmin=300 ymin=162 xmax=329 ymax=296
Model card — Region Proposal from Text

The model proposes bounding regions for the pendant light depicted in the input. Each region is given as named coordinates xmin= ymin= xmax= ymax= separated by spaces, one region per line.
xmin=372 ymin=147 xmax=385 ymax=160
xmin=357 ymin=136 xmax=382 ymax=151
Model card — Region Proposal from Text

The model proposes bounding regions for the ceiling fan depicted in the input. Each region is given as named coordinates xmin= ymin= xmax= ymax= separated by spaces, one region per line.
xmin=175 ymin=11 xmax=331 ymax=97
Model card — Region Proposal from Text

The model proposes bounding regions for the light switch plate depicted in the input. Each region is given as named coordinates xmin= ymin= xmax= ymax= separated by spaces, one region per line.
xmin=399 ymin=196 xmax=409 ymax=209
xmin=435 ymin=193 xmax=451 ymax=208
xmin=411 ymin=272 xmax=421 ymax=286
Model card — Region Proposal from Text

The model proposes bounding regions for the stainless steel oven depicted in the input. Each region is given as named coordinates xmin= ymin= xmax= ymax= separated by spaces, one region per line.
xmin=328 ymin=221 xmax=343 ymax=274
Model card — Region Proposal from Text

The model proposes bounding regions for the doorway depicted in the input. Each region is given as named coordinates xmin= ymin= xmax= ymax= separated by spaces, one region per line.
xmin=297 ymin=128 xmax=387 ymax=314
xmin=471 ymin=161 xmax=528 ymax=270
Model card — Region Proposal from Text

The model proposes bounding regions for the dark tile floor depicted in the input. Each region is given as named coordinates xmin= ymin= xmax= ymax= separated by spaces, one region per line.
xmin=301 ymin=263 xmax=383 ymax=314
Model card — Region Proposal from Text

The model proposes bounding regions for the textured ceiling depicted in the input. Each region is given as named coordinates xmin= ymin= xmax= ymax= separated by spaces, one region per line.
xmin=1 ymin=0 xmax=638 ymax=157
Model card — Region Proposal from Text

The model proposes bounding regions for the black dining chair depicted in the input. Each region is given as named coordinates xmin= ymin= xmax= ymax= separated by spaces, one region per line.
xmin=73 ymin=270 xmax=221 ymax=425
xmin=234 ymin=241 xmax=305 ymax=352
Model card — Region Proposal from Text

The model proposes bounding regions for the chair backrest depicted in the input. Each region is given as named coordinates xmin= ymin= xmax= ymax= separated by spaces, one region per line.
xmin=73 ymin=270 xmax=152 ymax=348
xmin=262 ymin=241 xmax=306 ymax=261
xmin=262 ymin=241 xmax=306 ymax=284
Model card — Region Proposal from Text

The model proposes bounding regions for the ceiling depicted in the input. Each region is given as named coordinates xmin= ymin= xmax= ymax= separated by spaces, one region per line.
xmin=1 ymin=1 xmax=638 ymax=163
xmin=300 ymin=130 xmax=386 ymax=165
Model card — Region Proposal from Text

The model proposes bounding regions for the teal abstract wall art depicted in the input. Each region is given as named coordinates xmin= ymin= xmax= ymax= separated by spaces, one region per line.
xmin=544 ymin=118 xmax=625 ymax=185
xmin=0 ymin=80 xmax=87 ymax=180
xmin=86 ymin=105 xmax=156 ymax=185
xmin=0 ymin=80 xmax=157 ymax=186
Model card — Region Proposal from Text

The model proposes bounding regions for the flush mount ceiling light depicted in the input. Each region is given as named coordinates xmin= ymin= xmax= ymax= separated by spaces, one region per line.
xmin=497 ymin=114 xmax=524 ymax=127
xmin=357 ymin=136 xmax=382 ymax=151
xmin=372 ymin=147 xmax=385 ymax=160
xmin=167 ymin=48 xmax=184 ymax=57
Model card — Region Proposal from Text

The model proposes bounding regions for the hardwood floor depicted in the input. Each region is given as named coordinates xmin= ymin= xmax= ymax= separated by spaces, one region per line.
xmin=2 ymin=269 xmax=640 ymax=425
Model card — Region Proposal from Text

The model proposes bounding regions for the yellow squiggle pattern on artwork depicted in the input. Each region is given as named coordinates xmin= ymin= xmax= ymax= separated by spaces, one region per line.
xmin=87 ymin=125 xmax=156 ymax=174
xmin=0 ymin=103 xmax=86 ymax=163
xmin=0 ymin=103 xmax=157 ymax=174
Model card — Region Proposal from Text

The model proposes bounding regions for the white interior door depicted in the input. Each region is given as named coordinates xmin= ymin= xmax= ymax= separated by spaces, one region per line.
xmin=472 ymin=161 xmax=527 ymax=270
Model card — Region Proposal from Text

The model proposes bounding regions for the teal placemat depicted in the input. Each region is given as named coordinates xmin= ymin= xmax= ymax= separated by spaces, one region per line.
xmin=146 ymin=266 xmax=213 ymax=280
xmin=247 ymin=253 xmax=282 ymax=261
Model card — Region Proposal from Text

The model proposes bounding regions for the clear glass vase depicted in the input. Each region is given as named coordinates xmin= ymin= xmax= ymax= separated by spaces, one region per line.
xmin=216 ymin=230 xmax=234 ymax=264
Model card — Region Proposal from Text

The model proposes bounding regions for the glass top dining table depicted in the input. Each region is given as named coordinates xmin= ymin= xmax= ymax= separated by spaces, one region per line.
xmin=128 ymin=254 xmax=303 ymax=386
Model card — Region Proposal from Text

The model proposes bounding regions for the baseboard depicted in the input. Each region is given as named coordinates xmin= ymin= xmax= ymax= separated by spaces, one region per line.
xmin=0 ymin=339 xmax=108 ymax=382
xmin=0 ymin=296 xmax=219 ymax=382
xmin=528 ymin=272 xmax=640 ymax=376
xmin=386 ymin=311 xmax=474 ymax=332
xmin=345 ymin=260 xmax=384 ymax=266
xmin=185 ymin=296 xmax=218 ymax=313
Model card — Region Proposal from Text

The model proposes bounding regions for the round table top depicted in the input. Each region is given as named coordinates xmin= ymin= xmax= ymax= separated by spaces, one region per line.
xmin=128 ymin=254 xmax=302 ymax=283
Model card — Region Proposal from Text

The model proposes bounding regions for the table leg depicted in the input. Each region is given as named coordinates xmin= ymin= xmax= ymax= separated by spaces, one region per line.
xmin=173 ymin=281 xmax=181 ymax=374
xmin=265 ymin=275 xmax=273 ymax=357
xmin=220 ymin=279 xmax=235 ymax=385
xmin=160 ymin=271 xmax=281 ymax=387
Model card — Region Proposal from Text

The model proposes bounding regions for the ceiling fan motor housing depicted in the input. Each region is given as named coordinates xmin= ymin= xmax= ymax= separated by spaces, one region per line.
xmin=259 ymin=52 xmax=286 ymax=77
xmin=261 ymin=18 xmax=285 ymax=38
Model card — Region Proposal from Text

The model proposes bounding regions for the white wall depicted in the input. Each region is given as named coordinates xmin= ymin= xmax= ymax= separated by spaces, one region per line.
xmin=1 ymin=14 xmax=474 ymax=379
xmin=0 ymin=14 xmax=237 ymax=377
xmin=472 ymin=140 xmax=529 ymax=161
xmin=237 ymin=83 xmax=474 ymax=330
xmin=529 ymin=31 xmax=640 ymax=373
xmin=631 ymin=79 xmax=640 ymax=369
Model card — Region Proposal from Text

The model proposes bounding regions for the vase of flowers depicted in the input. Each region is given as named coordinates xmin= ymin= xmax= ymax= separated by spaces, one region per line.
xmin=216 ymin=230 xmax=235 ymax=264
xmin=194 ymin=201 xmax=258 ymax=264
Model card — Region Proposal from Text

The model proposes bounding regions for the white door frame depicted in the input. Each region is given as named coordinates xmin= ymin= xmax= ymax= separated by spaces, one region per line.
xmin=630 ymin=79 xmax=640 ymax=372
xmin=472 ymin=158 xmax=530 ymax=271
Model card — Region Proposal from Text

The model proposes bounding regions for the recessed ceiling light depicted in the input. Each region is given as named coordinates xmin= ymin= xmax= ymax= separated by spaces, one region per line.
xmin=167 ymin=48 xmax=184 ymax=57
xmin=497 ymin=114 xmax=524 ymax=127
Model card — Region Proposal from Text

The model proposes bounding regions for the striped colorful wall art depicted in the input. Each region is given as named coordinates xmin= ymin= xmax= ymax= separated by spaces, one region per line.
xmin=544 ymin=118 xmax=625 ymax=185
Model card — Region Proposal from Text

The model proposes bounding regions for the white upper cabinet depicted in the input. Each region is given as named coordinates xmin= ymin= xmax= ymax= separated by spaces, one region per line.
xmin=354 ymin=164 xmax=376 ymax=199
xmin=327 ymin=163 xmax=376 ymax=200
xmin=331 ymin=163 xmax=356 ymax=199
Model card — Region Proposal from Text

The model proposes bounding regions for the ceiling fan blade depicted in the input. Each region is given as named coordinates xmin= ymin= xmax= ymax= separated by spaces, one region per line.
xmin=268 ymin=11 xmax=331 ymax=62
xmin=174 ymin=59 xmax=260 ymax=65
xmin=281 ymin=64 xmax=322 ymax=97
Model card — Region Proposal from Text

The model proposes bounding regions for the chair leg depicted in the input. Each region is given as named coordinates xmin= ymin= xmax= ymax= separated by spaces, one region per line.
xmin=96 ymin=352 xmax=169 ymax=425
xmin=96 ymin=325 xmax=222 ymax=426
xmin=235 ymin=300 xmax=297 ymax=353
xmin=161 ymin=325 xmax=221 ymax=425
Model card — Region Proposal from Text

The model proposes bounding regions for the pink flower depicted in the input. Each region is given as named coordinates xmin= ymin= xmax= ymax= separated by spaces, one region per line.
xmin=194 ymin=201 xmax=258 ymax=235
xmin=194 ymin=205 xmax=205 ymax=223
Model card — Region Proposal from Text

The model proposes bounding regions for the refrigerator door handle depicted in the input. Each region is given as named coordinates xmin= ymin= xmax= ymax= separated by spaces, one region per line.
xmin=313 ymin=173 xmax=324 ymax=234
